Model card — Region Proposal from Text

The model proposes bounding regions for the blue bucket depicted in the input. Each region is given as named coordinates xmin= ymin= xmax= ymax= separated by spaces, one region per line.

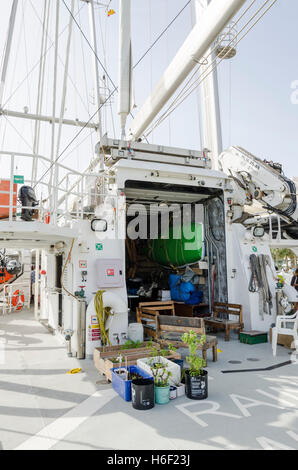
xmin=111 ymin=365 xmax=153 ymax=402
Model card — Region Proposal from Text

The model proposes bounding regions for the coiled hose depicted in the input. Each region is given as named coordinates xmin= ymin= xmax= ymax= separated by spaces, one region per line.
xmin=94 ymin=290 xmax=113 ymax=346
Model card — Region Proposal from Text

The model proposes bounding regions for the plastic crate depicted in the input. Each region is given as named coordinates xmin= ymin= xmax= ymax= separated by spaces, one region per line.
xmin=240 ymin=331 xmax=268 ymax=345
xmin=111 ymin=365 xmax=153 ymax=401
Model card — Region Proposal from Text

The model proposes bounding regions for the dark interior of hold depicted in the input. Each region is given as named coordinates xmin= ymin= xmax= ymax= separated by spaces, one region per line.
xmin=124 ymin=180 xmax=228 ymax=320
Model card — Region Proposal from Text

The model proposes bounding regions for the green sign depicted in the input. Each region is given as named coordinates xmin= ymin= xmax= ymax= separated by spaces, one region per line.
xmin=96 ymin=243 xmax=103 ymax=251
xmin=252 ymin=246 xmax=258 ymax=253
xmin=14 ymin=175 xmax=24 ymax=184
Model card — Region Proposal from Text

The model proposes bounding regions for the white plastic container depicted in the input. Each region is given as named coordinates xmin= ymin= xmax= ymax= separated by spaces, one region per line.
xmin=128 ymin=323 xmax=144 ymax=343
xmin=137 ymin=356 xmax=181 ymax=385
xmin=158 ymin=290 xmax=171 ymax=301
xmin=176 ymin=383 xmax=185 ymax=397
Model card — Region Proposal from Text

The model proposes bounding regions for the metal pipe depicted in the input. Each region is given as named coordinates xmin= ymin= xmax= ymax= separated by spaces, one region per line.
xmin=118 ymin=0 xmax=132 ymax=138
xmin=9 ymin=154 xmax=15 ymax=222
xmin=128 ymin=0 xmax=246 ymax=140
xmin=34 ymin=250 xmax=40 ymax=320
xmin=31 ymin=0 xmax=50 ymax=185
xmin=0 ymin=0 xmax=18 ymax=106
xmin=88 ymin=0 xmax=103 ymax=141
xmin=53 ymin=0 xmax=75 ymax=222
xmin=195 ymin=0 xmax=223 ymax=170
xmin=0 ymin=108 xmax=98 ymax=129
xmin=49 ymin=0 xmax=60 ymax=195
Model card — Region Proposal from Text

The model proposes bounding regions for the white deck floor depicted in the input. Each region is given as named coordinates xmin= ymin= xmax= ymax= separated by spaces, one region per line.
xmin=0 ymin=309 xmax=297 ymax=450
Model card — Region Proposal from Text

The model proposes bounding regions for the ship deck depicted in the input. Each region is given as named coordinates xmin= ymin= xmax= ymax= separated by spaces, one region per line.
xmin=0 ymin=309 xmax=297 ymax=451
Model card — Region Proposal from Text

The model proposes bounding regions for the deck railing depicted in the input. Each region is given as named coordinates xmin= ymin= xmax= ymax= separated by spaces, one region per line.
xmin=0 ymin=151 xmax=115 ymax=228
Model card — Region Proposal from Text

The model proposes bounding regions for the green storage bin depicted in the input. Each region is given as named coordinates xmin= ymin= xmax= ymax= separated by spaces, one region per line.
xmin=240 ymin=331 xmax=268 ymax=345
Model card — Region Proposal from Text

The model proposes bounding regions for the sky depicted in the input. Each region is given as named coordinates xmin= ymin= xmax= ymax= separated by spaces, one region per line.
xmin=0 ymin=0 xmax=297 ymax=201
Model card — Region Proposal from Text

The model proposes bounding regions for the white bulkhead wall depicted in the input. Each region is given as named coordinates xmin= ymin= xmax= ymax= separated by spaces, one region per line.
xmin=226 ymin=223 xmax=277 ymax=331
xmin=70 ymin=219 xmax=127 ymax=306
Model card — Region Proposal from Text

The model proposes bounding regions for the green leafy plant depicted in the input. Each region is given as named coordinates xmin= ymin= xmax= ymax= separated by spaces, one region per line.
xmin=146 ymin=340 xmax=176 ymax=361
xmin=182 ymin=330 xmax=206 ymax=377
xmin=151 ymin=365 xmax=172 ymax=387
xmin=120 ymin=339 xmax=142 ymax=350
xmin=145 ymin=341 xmax=176 ymax=387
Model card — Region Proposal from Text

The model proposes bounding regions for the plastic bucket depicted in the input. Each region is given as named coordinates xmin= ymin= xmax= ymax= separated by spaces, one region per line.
xmin=170 ymin=386 xmax=177 ymax=400
xmin=132 ymin=378 xmax=154 ymax=410
xmin=185 ymin=369 xmax=208 ymax=400
xmin=111 ymin=366 xmax=153 ymax=402
xmin=128 ymin=323 xmax=144 ymax=343
xmin=155 ymin=385 xmax=170 ymax=405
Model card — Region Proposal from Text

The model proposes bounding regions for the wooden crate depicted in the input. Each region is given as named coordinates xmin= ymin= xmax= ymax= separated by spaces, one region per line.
xmin=94 ymin=344 xmax=181 ymax=381
xmin=174 ymin=302 xmax=209 ymax=318
xmin=269 ymin=328 xmax=295 ymax=349
xmin=94 ymin=341 xmax=160 ymax=359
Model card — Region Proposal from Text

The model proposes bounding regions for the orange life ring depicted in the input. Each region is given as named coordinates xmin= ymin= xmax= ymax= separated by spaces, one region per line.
xmin=12 ymin=290 xmax=25 ymax=310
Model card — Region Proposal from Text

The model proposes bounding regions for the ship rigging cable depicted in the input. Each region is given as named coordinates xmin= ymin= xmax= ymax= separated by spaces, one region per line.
xmin=33 ymin=0 xmax=193 ymax=189
xmin=144 ymin=0 xmax=278 ymax=138
xmin=143 ymin=0 xmax=273 ymax=136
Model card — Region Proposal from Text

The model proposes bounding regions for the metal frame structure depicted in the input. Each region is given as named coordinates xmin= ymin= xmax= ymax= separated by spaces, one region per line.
xmin=0 ymin=0 xmax=104 ymax=203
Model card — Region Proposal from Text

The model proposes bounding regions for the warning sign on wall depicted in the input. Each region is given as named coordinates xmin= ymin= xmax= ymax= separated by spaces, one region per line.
xmin=88 ymin=324 xmax=100 ymax=342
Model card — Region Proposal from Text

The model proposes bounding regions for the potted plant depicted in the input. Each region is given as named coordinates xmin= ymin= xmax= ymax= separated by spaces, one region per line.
xmin=182 ymin=330 xmax=208 ymax=400
xmin=151 ymin=364 xmax=172 ymax=405
xmin=111 ymin=362 xmax=153 ymax=402
xmin=136 ymin=341 xmax=181 ymax=385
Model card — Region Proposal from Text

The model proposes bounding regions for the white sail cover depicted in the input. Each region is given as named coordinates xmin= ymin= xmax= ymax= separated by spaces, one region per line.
xmin=118 ymin=0 xmax=134 ymax=137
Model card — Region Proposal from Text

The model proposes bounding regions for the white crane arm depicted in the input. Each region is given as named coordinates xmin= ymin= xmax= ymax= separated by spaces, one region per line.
xmin=219 ymin=146 xmax=298 ymax=221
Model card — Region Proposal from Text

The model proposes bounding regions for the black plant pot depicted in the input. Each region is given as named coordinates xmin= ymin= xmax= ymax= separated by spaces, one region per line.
xmin=185 ymin=369 xmax=208 ymax=400
xmin=131 ymin=378 xmax=155 ymax=410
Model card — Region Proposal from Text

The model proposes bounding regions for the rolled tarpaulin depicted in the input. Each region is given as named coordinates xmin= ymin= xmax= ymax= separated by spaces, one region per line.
xmin=147 ymin=223 xmax=203 ymax=267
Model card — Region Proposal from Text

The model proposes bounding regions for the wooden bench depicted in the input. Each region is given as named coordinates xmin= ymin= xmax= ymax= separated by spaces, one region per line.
xmin=136 ymin=301 xmax=175 ymax=339
xmin=205 ymin=302 xmax=244 ymax=341
xmin=156 ymin=315 xmax=218 ymax=365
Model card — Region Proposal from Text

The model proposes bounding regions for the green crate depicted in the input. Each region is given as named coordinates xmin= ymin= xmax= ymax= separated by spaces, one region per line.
xmin=240 ymin=331 xmax=268 ymax=345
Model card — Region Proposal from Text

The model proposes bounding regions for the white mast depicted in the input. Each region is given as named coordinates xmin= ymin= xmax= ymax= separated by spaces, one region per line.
xmin=194 ymin=0 xmax=223 ymax=170
xmin=31 ymin=0 xmax=50 ymax=186
xmin=49 ymin=0 xmax=60 ymax=195
xmin=53 ymin=0 xmax=75 ymax=222
xmin=118 ymin=0 xmax=134 ymax=139
xmin=0 ymin=0 xmax=18 ymax=107
xmin=88 ymin=0 xmax=103 ymax=141
xmin=128 ymin=0 xmax=246 ymax=141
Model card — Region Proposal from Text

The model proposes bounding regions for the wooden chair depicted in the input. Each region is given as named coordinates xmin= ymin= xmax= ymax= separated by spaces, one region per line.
xmin=156 ymin=315 xmax=218 ymax=365
xmin=136 ymin=301 xmax=175 ymax=339
xmin=205 ymin=302 xmax=244 ymax=341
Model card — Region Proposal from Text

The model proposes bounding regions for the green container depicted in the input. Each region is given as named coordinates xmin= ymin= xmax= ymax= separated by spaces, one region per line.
xmin=147 ymin=223 xmax=203 ymax=268
xmin=155 ymin=385 xmax=170 ymax=405
xmin=240 ymin=332 xmax=268 ymax=345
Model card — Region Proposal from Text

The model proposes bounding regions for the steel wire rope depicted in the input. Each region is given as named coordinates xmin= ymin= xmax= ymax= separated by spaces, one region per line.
xmin=34 ymin=0 xmax=193 ymax=187
xmin=143 ymin=0 xmax=259 ymax=135
xmin=144 ymin=0 xmax=278 ymax=138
